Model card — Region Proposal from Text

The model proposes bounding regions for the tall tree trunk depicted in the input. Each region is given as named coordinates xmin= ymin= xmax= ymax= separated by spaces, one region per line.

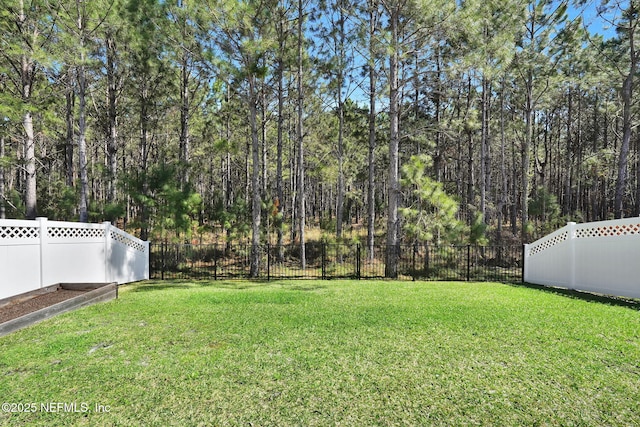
xmin=0 ymin=134 xmax=5 ymax=219
xmin=522 ymin=69 xmax=533 ymax=241
xmin=510 ymin=115 xmax=518 ymax=236
xmin=224 ymin=84 xmax=232 ymax=248
xmin=276 ymin=18 xmax=285 ymax=261
xmin=434 ymin=45 xmax=442 ymax=182
xmin=465 ymin=75 xmax=474 ymax=223
xmin=385 ymin=4 xmax=399 ymax=278
xmin=78 ymin=62 xmax=89 ymax=222
xmin=564 ymin=90 xmax=572 ymax=216
xmin=297 ymin=0 xmax=306 ymax=270
xmin=245 ymin=140 xmax=250 ymax=207
xmin=290 ymin=132 xmax=297 ymax=244
xmin=23 ymin=109 xmax=36 ymax=220
xmin=635 ymin=135 xmax=640 ymax=216
xmin=139 ymin=82 xmax=150 ymax=241
xmin=249 ymin=77 xmax=261 ymax=277
xmin=576 ymin=90 xmax=584 ymax=217
xmin=614 ymin=52 xmax=636 ymax=218
xmin=261 ymin=84 xmax=268 ymax=200
xmin=497 ymin=78 xmax=507 ymax=244
xmin=480 ymin=75 xmax=490 ymax=224
xmin=179 ymin=50 xmax=190 ymax=186
xmin=335 ymin=1 xmax=345 ymax=239
xmin=467 ymin=130 xmax=474 ymax=222
xmin=65 ymin=68 xmax=75 ymax=188
xmin=591 ymin=90 xmax=599 ymax=220
xmin=367 ymin=0 xmax=378 ymax=261
xmin=106 ymin=32 xmax=118 ymax=204
xmin=20 ymin=0 xmax=37 ymax=220
xmin=336 ymin=99 xmax=345 ymax=238
xmin=178 ymin=0 xmax=190 ymax=187
xmin=77 ymin=7 xmax=89 ymax=222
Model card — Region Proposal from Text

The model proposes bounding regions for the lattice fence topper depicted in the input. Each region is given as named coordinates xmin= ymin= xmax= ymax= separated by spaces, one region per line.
xmin=48 ymin=226 xmax=105 ymax=240
xmin=0 ymin=226 xmax=40 ymax=240
xmin=110 ymin=230 xmax=146 ymax=252
xmin=575 ymin=223 xmax=640 ymax=238
xmin=529 ymin=230 xmax=568 ymax=257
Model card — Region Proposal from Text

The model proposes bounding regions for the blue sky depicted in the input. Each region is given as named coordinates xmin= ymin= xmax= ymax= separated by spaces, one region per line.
xmin=570 ymin=0 xmax=618 ymax=40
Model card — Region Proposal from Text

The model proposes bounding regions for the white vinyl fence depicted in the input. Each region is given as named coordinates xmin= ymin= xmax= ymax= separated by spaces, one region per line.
xmin=0 ymin=218 xmax=149 ymax=300
xmin=524 ymin=218 xmax=640 ymax=299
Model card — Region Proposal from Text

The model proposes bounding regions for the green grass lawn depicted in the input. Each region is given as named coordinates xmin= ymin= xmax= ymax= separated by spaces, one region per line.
xmin=1 ymin=280 xmax=639 ymax=426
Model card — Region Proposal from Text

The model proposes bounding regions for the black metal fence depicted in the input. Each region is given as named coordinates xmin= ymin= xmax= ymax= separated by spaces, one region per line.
xmin=150 ymin=243 xmax=523 ymax=283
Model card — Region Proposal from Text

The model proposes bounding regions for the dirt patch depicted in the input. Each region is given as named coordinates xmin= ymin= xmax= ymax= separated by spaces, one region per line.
xmin=0 ymin=289 xmax=88 ymax=324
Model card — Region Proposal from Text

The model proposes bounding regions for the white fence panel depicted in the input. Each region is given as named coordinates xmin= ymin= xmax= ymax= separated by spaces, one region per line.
xmin=0 ymin=220 xmax=42 ymax=300
xmin=0 ymin=218 xmax=149 ymax=301
xmin=106 ymin=225 xmax=149 ymax=284
xmin=573 ymin=220 xmax=640 ymax=298
xmin=524 ymin=223 xmax=574 ymax=288
xmin=525 ymin=218 xmax=640 ymax=299
xmin=43 ymin=220 xmax=108 ymax=286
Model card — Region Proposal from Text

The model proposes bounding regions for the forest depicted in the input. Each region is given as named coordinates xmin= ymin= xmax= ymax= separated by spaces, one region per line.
xmin=1 ymin=0 xmax=639 ymax=276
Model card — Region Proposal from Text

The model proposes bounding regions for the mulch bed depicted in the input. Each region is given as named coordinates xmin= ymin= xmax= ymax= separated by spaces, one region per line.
xmin=0 ymin=289 xmax=88 ymax=324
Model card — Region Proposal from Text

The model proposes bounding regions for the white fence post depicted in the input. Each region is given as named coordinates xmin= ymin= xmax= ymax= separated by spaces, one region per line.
xmin=567 ymin=222 xmax=576 ymax=290
xmin=144 ymin=241 xmax=150 ymax=280
xmin=104 ymin=221 xmax=112 ymax=283
xmin=523 ymin=244 xmax=529 ymax=282
xmin=37 ymin=217 xmax=48 ymax=288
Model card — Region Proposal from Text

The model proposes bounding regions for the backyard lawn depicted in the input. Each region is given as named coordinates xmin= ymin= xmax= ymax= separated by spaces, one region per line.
xmin=1 ymin=280 xmax=639 ymax=426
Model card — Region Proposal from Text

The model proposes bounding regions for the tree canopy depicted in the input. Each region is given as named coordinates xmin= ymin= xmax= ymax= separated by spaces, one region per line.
xmin=1 ymin=0 xmax=639 ymax=269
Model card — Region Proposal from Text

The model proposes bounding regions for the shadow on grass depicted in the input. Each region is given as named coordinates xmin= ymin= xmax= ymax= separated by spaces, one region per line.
xmin=126 ymin=279 xmax=326 ymax=293
xmin=516 ymin=282 xmax=640 ymax=310
xmin=284 ymin=283 xmax=327 ymax=291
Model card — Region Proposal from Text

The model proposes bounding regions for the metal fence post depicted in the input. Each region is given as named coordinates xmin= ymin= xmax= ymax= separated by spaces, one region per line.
xmin=267 ymin=243 xmax=271 ymax=281
xmin=396 ymin=243 xmax=401 ymax=280
xmin=322 ymin=242 xmax=326 ymax=280
xmin=161 ymin=242 xmax=165 ymax=280
xmin=424 ymin=243 xmax=429 ymax=278
xmin=466 ymin=245 xmax=471 ymax=282
xmin=412 ymin=244 xmax=416 ymax=281
xmin=214 ymin=243 xmax=218 ymax=281
xmin=356 ymin=244 xmax=361 ymax=279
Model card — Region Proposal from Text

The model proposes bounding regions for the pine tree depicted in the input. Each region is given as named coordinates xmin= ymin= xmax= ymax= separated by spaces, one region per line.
xmin=458 ymin=0 xmax=526 ymax=227
xmin=607 ymin=0 xmax=640 ymax=218
xmin=274 ymin=0 xmax=294 ymax=261
xmin=512 ymin=0 xmax=566 ymax=240
xmin=211 ymin=0 xmax=279 ymax=276
xmin=382 ymin=0 xmax=401 ymax=277
xmin=381 ymin=0 xmax=454 ymax=277
xmin=399 ymin=154 xmax=462 ymax=244
xmin=0 ymin=0 xmax=54 ymax=219
xmin=296 ymin=0 xmax=307 ymax=269
xmin=58 ymin=0 xmax=108 ymax=222
xmin=124 ymin=0 xmax=171 ymax=239
xmin=366 ymin=0 xmax=381 ymax=260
